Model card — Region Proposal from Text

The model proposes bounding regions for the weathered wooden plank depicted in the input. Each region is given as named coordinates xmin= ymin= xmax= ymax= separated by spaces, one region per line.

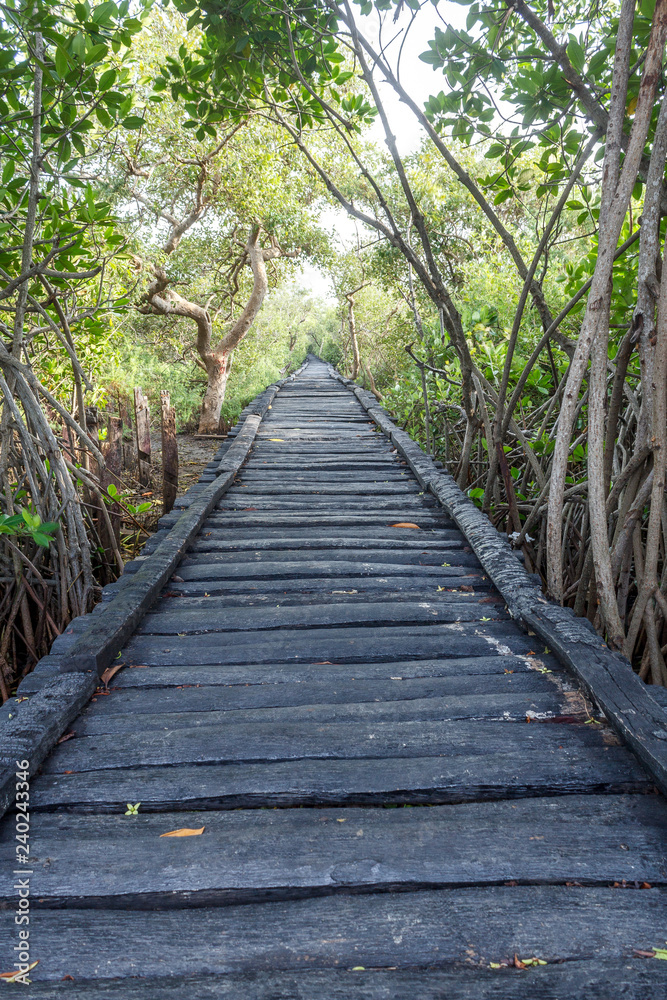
xmin=188 ymin=531 xmax=466 ymax=551
xmin=136 ymin=600 xmax=507 ymax=636
xmin=217 ymin=498 xmax=440 ymax=510
xmin=122 ymin=621 xmax=538 ymax=666
xmin=78 ymin=671 xmax=558 ymax=716
xmin=238 ymin=470 xmax=412 ymax=480
xmin=73 ymin=689 xmax=568 ymax=734
xmin=1 ymin=797 xmax=665 ymax=907
xmin=16 ymin=887 xmax=666 ymax=981
xmin=18 ymin=962 xmax=667 ymax=999
xmin=150 ymin=573 xmax=489 ymax=597
xmin=199 ymin=514 xmax=454 ymax=529
xmin=41 ymin=717 xmax=622 ymax=773
xmin=174 ymin=558 xmax=480 ymax=583
xmin=29 ymin=742 xmax=650 ymax=812
xmin=180 ymin=546 xmax=468 ymax=565
xmin=149 ymin=587 xmax=496 ymax=613
xmin=194 ymin=524 xmax=456 ymax=538
xmin=102 ymin=654 xmax=549 ymax=689
xmin=227 ymin=483 xmax=422 ymax=495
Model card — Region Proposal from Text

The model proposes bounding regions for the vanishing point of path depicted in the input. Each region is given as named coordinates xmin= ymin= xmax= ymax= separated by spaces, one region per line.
xmin=1 ymin=357 xmax=666 ymax=997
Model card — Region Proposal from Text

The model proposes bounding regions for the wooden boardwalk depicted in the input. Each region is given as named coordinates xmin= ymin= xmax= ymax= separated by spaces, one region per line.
xmin=1 ymin=357 xmax=667 ymax=996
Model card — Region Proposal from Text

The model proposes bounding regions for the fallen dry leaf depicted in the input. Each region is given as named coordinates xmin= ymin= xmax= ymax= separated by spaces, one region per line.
xmin=100 ymin=663 xmax=124 ymax=688
xmin=0 ymin=961 xmax=39 ymax=981
xmin=389 ymin=522 xmax=420 ymax=529
xmin=57 ymin=731 xmax=76 ymax=743
xmin=159 ymin=827 xmax=205 ymax=838
xmin=269 ymin=438 xmax=285 ymax=442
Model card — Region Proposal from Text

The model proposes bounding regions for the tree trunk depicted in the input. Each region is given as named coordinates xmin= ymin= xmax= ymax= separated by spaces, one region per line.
xmin=198 ymin=352 xmax=231 ymax=434
xmin=349 ymin=304 xmax=360 ymax=379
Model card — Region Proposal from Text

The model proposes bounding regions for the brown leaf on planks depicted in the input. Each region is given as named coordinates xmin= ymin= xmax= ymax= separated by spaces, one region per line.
xmin=160 ymin=827 xmax=205 ymax=838
xmin=389 ymin=522 xmax=420 ymax=529
xmin=0 ymin=961 xmax=39 ymax=981
xmin=100 ymin=663 xmax=124 ymax=688
xmin=57 ymin=731 xmax=76 ymax=743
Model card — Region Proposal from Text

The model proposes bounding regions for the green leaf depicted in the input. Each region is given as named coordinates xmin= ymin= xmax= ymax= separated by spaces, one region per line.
xmin=567 ymin=36 xmax=586 ymax=73
xmin=39 ymin=522 xmax=60 ymax=534
xmin=32 ymin=532 xmax=52 ymax=548
xmin=493 ymin=188 xmax=513 ymax=205
xmin=98 ymin=68 xmax=117 ymax=91
xmin=55 ymin=46 xmax=70 ymax=77
xmin=92 ymin=1 xmax=118 ymax=24
xmin=121 ymin=115 xmax=145 ymax=130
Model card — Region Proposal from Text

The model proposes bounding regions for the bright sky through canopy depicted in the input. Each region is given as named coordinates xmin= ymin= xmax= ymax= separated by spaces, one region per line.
xmin=297 ymin=0 xmax=467 ymax=296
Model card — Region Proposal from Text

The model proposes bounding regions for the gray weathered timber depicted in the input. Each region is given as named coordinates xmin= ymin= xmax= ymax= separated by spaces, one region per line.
xmin=120 ymin=621 xmax=541 ymax=666
xmin=1 ymin=797 xmax=665 ymax=908
xmin=19 ymin=886 xmax=667 ymax=978
xmin=73 ymin=671 xmax=555 ymax=715
xmin=87 ymin=653 xmax=551 ymax=689
xmin=70 ymin=690 xmax=569 ymax=734
xmin=1 ymin=355 xmax=665 ymax=996
xmin=40 ymin=717 xmax=609 ymax=773
xmin=20 ymin=962 xmax=667 ymax=999
xmin=29 ymin=748 xmax=651 ymax=812
xmin=136 ymin=600 xmax=507 ymax=635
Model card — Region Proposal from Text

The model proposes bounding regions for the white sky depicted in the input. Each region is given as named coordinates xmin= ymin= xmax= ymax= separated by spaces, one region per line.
xmin=295 ymin=1 xmax=467 ymax=299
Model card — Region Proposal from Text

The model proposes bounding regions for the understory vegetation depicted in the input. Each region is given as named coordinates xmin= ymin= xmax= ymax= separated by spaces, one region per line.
xmin=3 ymin=0 xmax=667 ymax=693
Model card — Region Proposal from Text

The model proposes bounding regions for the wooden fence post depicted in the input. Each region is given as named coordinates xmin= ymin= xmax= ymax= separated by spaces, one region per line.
xmin=102 ymin=416 xmax=123 ymax=492
xmin=161 ymin=390 xmax=178 ymax=514
xmin=99 ymin=415 xmax=123 ymax=575
xmin=119 ymin=394 xmax=135 ymax=473
xmin=133 ymin=387 xmax=151 ymax=486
